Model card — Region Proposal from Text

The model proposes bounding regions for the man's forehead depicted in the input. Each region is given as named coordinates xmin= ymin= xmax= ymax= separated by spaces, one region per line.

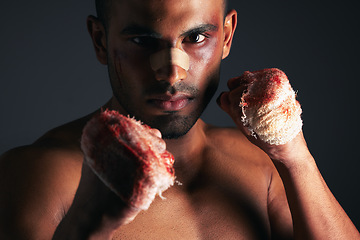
xmin=113 ymin=0 xmax=224 ymax=10
xmin=112 ymin=0 xmax=224 ymax=21
xmin=110 ymin=0 xmax=224 ymax=32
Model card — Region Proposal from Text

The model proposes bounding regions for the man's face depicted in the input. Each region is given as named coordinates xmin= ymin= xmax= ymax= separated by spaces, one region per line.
xmin=104 ymin=0 xmax=229 ymax=138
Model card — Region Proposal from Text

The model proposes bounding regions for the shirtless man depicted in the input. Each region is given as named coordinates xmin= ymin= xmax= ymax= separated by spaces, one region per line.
xmin=0 ymin=0 xmax=359 ymax=239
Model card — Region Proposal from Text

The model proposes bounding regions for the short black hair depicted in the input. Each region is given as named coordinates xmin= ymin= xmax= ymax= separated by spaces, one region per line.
xmin=95 ymin=0 xmax=228 ymax=28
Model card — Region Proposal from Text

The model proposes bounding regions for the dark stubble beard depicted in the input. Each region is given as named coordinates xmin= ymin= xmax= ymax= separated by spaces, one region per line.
xmin=143 ymin=74 xmax=219 ymax=140
xmin=156 ymin=78 xmax=219 ymax=139
xmin=108 ymin=55 xmax=220 ymax=140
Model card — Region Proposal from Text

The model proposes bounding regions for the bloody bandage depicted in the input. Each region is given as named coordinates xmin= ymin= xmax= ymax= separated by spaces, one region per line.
xmin=150 ymin=48 xmax=190 ymax=71
xmin=239 ymin=68 xmax=303 ymax=145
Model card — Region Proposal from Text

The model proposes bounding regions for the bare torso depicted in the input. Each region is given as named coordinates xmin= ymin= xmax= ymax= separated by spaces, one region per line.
xmin=114 ymin=126 xmax=273 ymax=239
xmin=0 ymin=111 xmax=292 ymax=239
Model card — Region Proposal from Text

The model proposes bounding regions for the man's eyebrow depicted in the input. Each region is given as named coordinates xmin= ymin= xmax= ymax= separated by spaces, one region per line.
xmin=120 ymin=23 xmax=218 ymax=38
xmin=120 ymin=24 xmax=162 ymax=38
xmin=180 ymin=24 xmax=219 ymax=37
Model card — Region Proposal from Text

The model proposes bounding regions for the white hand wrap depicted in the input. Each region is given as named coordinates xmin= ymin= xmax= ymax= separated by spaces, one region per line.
xmin=240 ymin=68 xmax=303 ymax=145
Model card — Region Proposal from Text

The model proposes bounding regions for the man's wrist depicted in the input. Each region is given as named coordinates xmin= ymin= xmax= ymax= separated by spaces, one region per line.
xmin=263 ymin=132 xmax=313 ymax=167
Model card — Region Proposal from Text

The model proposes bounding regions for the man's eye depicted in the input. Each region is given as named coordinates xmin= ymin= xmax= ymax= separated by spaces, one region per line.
xmin=131 ymin=37 xmax=158 ymax=48
xmin=184 ymin=33 xmax=207 ymax=44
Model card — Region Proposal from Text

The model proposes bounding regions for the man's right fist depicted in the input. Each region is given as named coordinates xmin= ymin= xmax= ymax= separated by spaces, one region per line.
xmin=81 ymin=110 xmax=175 ymax=211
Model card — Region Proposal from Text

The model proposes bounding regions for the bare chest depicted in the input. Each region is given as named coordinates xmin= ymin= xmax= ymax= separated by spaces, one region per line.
xmin=112 ymin=176 xmax=270 ymax=239
xmin=112 ymin=131 xmax=273 ymax=239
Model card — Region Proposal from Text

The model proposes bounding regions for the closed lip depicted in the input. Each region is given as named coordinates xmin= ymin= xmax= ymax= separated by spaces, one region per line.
xmin=147 ymin=93 xmax=194 ymax=111
xmin=148 ymin=93 xmax=193 ymax=102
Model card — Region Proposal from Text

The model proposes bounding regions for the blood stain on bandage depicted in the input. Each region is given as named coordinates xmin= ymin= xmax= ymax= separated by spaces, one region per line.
xmin=81 ymin=110 xmax=175 ymax=210
xmin=239 ymin=68 xmax=303 ymax=145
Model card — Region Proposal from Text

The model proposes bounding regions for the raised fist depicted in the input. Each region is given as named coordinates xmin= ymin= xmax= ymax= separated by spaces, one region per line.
xmin=81 ymin=110 xmax=175 ymax=211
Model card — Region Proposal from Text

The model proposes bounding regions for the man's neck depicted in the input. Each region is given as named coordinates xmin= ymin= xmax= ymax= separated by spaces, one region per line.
xmin=164 ymin=119 xmax=207 ymax=185
xmin=164 ymin=119 xmax=206 ymax=161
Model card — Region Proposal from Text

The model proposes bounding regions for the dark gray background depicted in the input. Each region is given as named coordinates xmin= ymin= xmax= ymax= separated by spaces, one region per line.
xmin=1 ymin=0 xmax=359 ymax=229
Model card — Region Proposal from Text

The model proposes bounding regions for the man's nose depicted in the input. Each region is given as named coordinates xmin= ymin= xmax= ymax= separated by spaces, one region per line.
xmin=154 ymin=64 xmax=187 ymax=86
xmin=150 ymin=48 xmax=189 ymax=86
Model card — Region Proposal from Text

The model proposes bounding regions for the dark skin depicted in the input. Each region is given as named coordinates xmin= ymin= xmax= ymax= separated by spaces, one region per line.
xmin=99 ymin=0 xmax=225 ymax=139
xmin=1 ymin=0 xmax=359 ymax=239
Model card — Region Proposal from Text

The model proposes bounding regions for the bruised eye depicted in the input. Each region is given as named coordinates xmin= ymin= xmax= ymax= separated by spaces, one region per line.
xmin=184 ymin=33 xmax=207 ymax=44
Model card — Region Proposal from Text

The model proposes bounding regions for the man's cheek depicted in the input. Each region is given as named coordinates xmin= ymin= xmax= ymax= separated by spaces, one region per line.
xmin=195 ymin=38 xmax=222 ymax=65
xmin=192 ymin=55 xmax=221 ymax=88
xmin=113 ymin=52 xmax=152 ymax=87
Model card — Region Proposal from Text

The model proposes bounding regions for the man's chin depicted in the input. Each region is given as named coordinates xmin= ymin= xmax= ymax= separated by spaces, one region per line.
xmin=161 ymin=129 xmax=190 ymax=140
xmin=146 ymin=114 xmax=195 ymax=140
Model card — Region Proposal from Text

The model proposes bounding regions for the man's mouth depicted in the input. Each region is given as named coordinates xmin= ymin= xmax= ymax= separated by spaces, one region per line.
xmin=147 ymin=94 xmax=193 ymax=112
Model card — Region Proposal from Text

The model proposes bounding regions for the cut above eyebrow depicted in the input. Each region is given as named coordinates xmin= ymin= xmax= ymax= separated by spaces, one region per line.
xmin=121 ymin=23 xmax=218 ymax=38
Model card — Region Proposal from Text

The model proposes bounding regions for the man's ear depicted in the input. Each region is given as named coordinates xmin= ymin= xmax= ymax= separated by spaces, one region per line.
xmin=87 ymin=15 xmax=108 ymax=65
xmin=222 ymin=9 xmax=237 ymax=60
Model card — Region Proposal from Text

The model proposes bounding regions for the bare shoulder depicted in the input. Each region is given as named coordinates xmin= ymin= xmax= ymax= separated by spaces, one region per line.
xmin=0 ymin=113 xmax=95 ymax=239
xmin=199 ymin=124 xmax=275 ymax=200
xmin=201 ymin=124 xmax=293 ymax=238
xmin=202 ymin=124 xmax=287 ymax=198
xmin=203 ymin=124 xmax=274 ymax=173
xmin=34 ymin=111 xmax=97 ymax=149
